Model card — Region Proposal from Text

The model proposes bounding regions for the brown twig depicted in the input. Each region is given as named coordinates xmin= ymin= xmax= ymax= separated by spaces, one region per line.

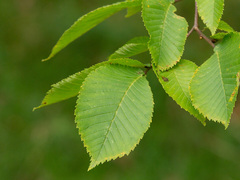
xmin=187 ymin=1 xmax=215 ymax=48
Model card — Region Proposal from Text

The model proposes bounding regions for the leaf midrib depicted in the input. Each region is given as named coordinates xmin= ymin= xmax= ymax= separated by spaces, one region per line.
xmin=94 ymin=74 xmax=143 ymax=163
xmin=216 ymin=51 xmax=228 ymax=120
xmin=172 ymin=69 xmax=191 ymax=103
xmin=157 ymin=4 xmax=171 ymax=64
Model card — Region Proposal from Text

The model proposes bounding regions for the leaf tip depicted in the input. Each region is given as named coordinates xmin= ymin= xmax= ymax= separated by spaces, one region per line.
xmin=88 ymin=160 xmax=98 ymax=171
xmin=42 ymin=57 xmax=50 ymax=62
xmin=32 ymin=105 xmax=41 ymax=111
xmin=223 ymin=121 xmax=230 ymax=130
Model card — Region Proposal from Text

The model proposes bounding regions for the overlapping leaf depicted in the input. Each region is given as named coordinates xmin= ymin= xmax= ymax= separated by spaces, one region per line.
xmin=218 ymin=20 xmax=234 ymax=32
xmin=34 ymin=65 xmax=102 ymax=110
xmin=75 ymin=64 xmax=153 ymax=170
xmin=142 ymin=0 xmax=188 ymax=71
xmin=190 ymin=33 xmax=240 ymax=127
xmin=196 ymin=0 xmax=224 ymax=35
xmin=109 ymin=36 xmax=149 ymax=59
xmin=34 ymin=58 xmax=145 ymax=109
xmin=126 ymin=0 xmax=142 ymax=17
xmin=211 ymin=21 xmax=235 ymax=40
xmin=43 ymin=0 xmax=141 ymax=61
xmin=154 ymin=60 xmax=205 ymax=124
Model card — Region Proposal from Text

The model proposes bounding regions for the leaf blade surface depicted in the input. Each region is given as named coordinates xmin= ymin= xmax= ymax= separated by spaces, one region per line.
xmin=154 ymin=60 xmax=205 ymax=124
xmin=109 ymin=36 xmax=149 ymax=59
xmin=190 ymin=33 xmax=240 ymax=127
xmin=196 ymin=0 xmax=224 ymax=35
xmin=142 ymin=0 xmax=188 ymax=71
xmin=75 ymin=64 xmax=153 ymax=170
xmin=35 ymin=58 xmax=145 ymax=109
xmin=44 ymin=1 xmax=140 ymax=61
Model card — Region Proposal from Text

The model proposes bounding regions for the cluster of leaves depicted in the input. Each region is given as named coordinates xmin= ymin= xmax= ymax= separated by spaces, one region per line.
xmin=35 ymin=0 xmax=240 ymax=170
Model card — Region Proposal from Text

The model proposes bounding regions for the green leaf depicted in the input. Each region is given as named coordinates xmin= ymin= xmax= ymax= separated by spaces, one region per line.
xmin=125 ymin=0 xmax=142 ymax=17
xmin=211 ymin=21 xmax=234 ymax=40
xmin=142 ymin=0 xmax=188 ymax=71
xmin=75 ymin=64 xmax=154 ymax=170
xmin=34 ymin=58 xmax=146 ymax=110
xmin=190 ymin=33 xmax=240 ymax=128
xmin=211 ymin=32 xmax=228 ymax=40
xmin=196 ymin=0 xmax=224 ymax=35
xmin=109 ymin=36 xmax=149 ymax=59
xmin=33 ymin=64 xmax=104 ymax=110
xmin=126 ymin=6 xmax=142 ymax=18
xmin=109 ymin=58 xmax=146 ymax=67
xmin=218 ymin=20 xmax=234 ymax=32
xmin=43 ymin=1 xmax=140 ymax=61
xmin=153 ymin=60 xmax=205 ymax=124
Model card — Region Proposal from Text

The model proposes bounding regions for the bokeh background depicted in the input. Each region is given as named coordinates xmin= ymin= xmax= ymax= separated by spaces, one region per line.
xmin=1 ymin=0 xmax=240 ymax=179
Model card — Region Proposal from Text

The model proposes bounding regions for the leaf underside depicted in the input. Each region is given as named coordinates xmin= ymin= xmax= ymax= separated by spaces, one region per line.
xmin=142 ymin=0 xmax=188 ymax=71
xmin=75 ymin=64 xmax=154 ymax=170
xmin=196 ymin=0 xmax=224 ymax=35
xmin=35 ymin=58 xmax=146 ymax=109
xmin=43 ymin=0 xmax=141 ymax=61
xmin=190 ymin=33 xmax=240 ymax=127
xmin=109 ymin=36 xmax=149 ymax=59
xmin=154 ymin=60 xmax=205 ymax=124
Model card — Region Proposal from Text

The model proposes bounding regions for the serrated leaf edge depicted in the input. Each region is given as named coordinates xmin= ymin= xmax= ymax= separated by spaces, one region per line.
xmin=189 ymin=62 xmax=239 ymax=129
xmin=43 ymin=1 xmax=140 ymax=61
xmin=74 ymin=64 xmax=154 ymax=171
xmin=196 ymin=0 xmax=225 ymax=35
xmin=141 ymin=1 xmax=188 ymax=71
xmin=153 ymin=61 xmax=206 ymax=125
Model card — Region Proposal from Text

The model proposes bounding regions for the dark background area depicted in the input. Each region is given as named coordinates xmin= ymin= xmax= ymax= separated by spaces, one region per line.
xmin=1 ymin=0 xmax=240 ymax=179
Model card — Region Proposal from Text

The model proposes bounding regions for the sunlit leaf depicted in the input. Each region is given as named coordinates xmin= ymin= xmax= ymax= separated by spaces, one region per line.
xmin=154 ymin=59 xmax=205 ymax=124
xmin=142 ymin=0 xmax=188 ymax=71
xmin=43 ymin=1 xmax=141 ymax=61
xmin=35 ymin=58 xmax=146 ymax=109
xmin=196 ymin=0 xmax=224 ymax=35
xmin=75 ymin=64 xmax=154 ymax=170
xmin=109 ymin=36 xmax=149 ymax=59
xmin=190 ymin=33 xmax=240 ymax=128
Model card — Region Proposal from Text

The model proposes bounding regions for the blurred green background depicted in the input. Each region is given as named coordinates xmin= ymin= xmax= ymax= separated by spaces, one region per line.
xmin=1 ymin=0 xmax=240 ymax=179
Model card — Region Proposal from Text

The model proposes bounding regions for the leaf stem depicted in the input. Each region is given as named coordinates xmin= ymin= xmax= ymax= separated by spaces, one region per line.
xmin=187 ymin=1 xmax=215 ymax=48
xmin=144 ymin=65 xmax=152 ymax=75
xmin=174 ymin=0 xmax=182 ymax=3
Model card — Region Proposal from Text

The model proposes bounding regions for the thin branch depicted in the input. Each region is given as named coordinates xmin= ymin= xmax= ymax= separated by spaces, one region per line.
xmin=187 ymin=1 xmax=215 ymax=48
xmin=193 ymin=1 xmax=198 ymax=28
xmin=195 ymin=29 xmax=215 ymax=48
xmin=187 ymin=27 xmax=194 ymax=37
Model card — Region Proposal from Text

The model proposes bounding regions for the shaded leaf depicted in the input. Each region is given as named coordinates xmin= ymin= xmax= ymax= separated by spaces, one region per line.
xmin=190 ymin=33 xmax=240 ymax=127
xmin=43 ymin=1 xmax=140 ymax=61
xmin=211 ymin=21 xmax=235 ymax=40
xmin=154 ymin=60 xmax=205 ymax=124
xmin=75 ymin=64 xmax=153 ymax=170
xmin=125 ymin=0 xmax=142 ymax=17
xmin=218 ymin=20 xmax=234 ymax=32
xmin=142 ymin=0 xmax=188 ymax=71
xmin=109 ymin=36 xmax=149 ymax=59
xmin=196 ymin=0 xmax=224 ymax=35
xmin=211 ymin=32 xmax=228 ymax=40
